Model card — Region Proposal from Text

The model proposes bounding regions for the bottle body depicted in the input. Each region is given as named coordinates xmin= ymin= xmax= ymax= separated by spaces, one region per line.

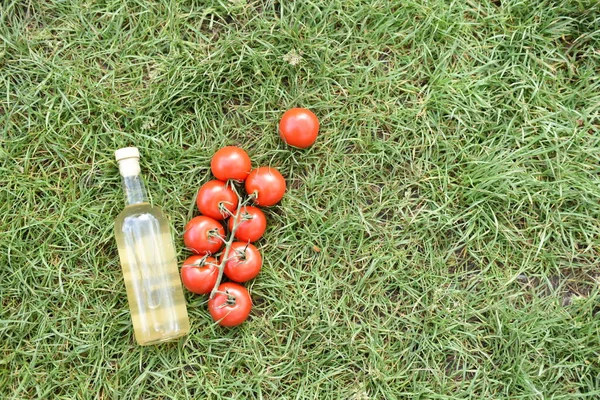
xmin=114 ymin=202 xmax=190 ymax=345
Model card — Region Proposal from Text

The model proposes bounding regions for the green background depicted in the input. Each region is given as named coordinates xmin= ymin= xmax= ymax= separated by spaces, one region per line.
xmin=2 ymin=0 xmax=600 ymax=398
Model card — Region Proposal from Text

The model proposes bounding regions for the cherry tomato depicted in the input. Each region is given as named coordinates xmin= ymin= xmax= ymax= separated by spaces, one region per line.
xmin=180 ymin=255 xmax=218 ymax=295
xmin=279 ymin=108 xmax=319 ymax=148
xmin=245 ymin=167 xmax=286 ymax=206
xmin=211 ymin=146 xmax=252 ymax=182
xmin=222 ymin=242 xmax=262 ymax=283
xmin=183 ymin=216 xmax=225 ymax=255
xmin=208 ymin=282 xmax=252 ymax=327
xmin=227 ymin=206 xmax=267 ymax=242
xmin=196 ymin=180 xmax=238 ymax=220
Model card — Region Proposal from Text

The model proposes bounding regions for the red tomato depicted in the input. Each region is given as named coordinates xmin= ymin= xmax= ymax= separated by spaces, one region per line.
xmin=208 ymin=282 xmax=252 ymax=327
xmin=245 ymin=167 xmax=286 ymax=206
xmin=227 ymin=206 xmax=267 ymax=242
xmin=183 ymin=216 xmax=225 ymax=255
xmin=180 ymin=255 xmax=218 ymax=295
xmin=279 ymin=108 xmax=319 ymax=148
xmin=196 ymin=180 xmax=238 ymax=220
xmin=222 ymin=242 xmax=262 ymax=283
xmin=211 ymin=146 xmax=252 ymax=182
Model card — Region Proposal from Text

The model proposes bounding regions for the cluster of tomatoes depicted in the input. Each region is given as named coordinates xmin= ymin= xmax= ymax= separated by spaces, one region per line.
xmin=180 ymin=108 xmax=319 ymax=326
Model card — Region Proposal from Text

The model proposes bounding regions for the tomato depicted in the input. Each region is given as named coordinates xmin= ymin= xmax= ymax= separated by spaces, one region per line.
xmin=211 ymin=146 xmax=252 ymax=182
xmin=245 ymin=167 xmax=286 ymax=206
xmin=222 ymin=242 xmax=262 ymax=283
xmin=227 ymin=206 xmax=267 ymax=242
xmin=208 ymin=282 xmax=252 ymax=327
xmin=183 ymin=216 xmax=225 ymax=255
xmin=279 ymin=108 xmax=319 ymax=148
xmin=196 ymin=180 xmax=238 ymax=220
xmin=180 ymin=255 xmax=219 ymax=295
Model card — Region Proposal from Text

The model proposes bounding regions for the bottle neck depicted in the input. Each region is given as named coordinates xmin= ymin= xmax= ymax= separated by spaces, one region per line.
xmin=122 ymin=174 xmax=148 ymax=205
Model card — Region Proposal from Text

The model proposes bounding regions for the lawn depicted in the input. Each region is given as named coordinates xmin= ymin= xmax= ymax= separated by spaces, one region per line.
xmin=2 ymin=0 xmax=600 ymax=398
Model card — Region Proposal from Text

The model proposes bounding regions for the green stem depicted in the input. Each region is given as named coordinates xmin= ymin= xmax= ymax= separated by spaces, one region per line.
xmin=209 ymin=184 xmax=254 ymax=299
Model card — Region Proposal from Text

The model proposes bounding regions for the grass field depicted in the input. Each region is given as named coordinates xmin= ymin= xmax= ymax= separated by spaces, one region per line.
xmin=2 ymin=0 xmax=600 ymax=398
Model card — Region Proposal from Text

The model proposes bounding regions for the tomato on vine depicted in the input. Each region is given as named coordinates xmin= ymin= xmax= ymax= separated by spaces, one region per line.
xmin=222 ymin=242 xmax=262 ymax=283
xmin=180 ymin=255 xmax=218 ymax=295
xmin=227 ymin=206 xmax=267 ymax=242
xmin=196 ymin=180 xmax=238 ymax=220
xmin=208 ymin=282 xmax=252 ymax=326
xmin=183 ymin=216 xmax=225 ymax=255
xmin=211 ymin=146 xmax=252 ymax=182
xmin=245 ymin=167 xmax=286 ymax=206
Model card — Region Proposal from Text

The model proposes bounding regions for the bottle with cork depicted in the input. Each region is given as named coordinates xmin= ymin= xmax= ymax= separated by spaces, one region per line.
xmin=114 ymin=147 xmax=190 ymax=345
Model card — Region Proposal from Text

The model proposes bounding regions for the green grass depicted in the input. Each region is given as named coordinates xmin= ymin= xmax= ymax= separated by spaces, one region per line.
xmin=2 ymin=0 xmax=600 ymax=398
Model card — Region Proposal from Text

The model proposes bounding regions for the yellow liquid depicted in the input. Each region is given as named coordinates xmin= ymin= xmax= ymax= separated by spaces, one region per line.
xmin=114 ymin=202 xmax=190 ymax=345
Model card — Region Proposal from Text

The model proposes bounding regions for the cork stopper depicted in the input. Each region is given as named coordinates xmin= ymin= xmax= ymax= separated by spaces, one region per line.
xmin=115 ymin=147 xmax=141 ymax=177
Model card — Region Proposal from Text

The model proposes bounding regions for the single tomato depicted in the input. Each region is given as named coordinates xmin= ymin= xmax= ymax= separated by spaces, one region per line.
xmin=180 ymin=255 xmax=219 ymax=295
xmin=245 ymin=167 xmax=286 ymax=206
xmin=222 ymin=242 xmax=262 ymax=283
xmin=183 ymin=216 xmax=225 ymax=255
xmin=228 ymin=206 xmax=267 ymax=242
xmin=208 ymin=282 xmax=252 ymax=327
xmin=196 ymin=180 xmax=238 ymax=220
xmin=279 ymin=108 xmax=319 ymax=148
xmin=211 ymin=146 xmax=252 ymax=182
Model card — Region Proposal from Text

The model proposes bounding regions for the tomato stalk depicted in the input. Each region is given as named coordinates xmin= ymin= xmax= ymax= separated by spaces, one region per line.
xmin=207 ymin=228 xmax=223 ymax=239
xmin=235 ymin=243 xmax=250 ymax=261
xmin=209 ymin=184 xmax=254 ymax=299
xmin=215 ymin=290 xmax=237 ymax=308
xmin=184 ymin=254 xmax=209 ymax=267
xmin=218 ymin=201 xmax=236 ymax=218
xmin=241 ymin=211 xmax=252 ymax=221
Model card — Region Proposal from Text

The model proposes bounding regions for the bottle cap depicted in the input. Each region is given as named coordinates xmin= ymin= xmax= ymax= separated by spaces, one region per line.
xmin=115 ymin=147 xmax=141 ymax=177
xmin=115 ymin=147 xmax=140 ymax=162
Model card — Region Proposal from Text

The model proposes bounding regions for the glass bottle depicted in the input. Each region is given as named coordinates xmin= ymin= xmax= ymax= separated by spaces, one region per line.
xmin=114 ymin=147 xmax=190 ymax=345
